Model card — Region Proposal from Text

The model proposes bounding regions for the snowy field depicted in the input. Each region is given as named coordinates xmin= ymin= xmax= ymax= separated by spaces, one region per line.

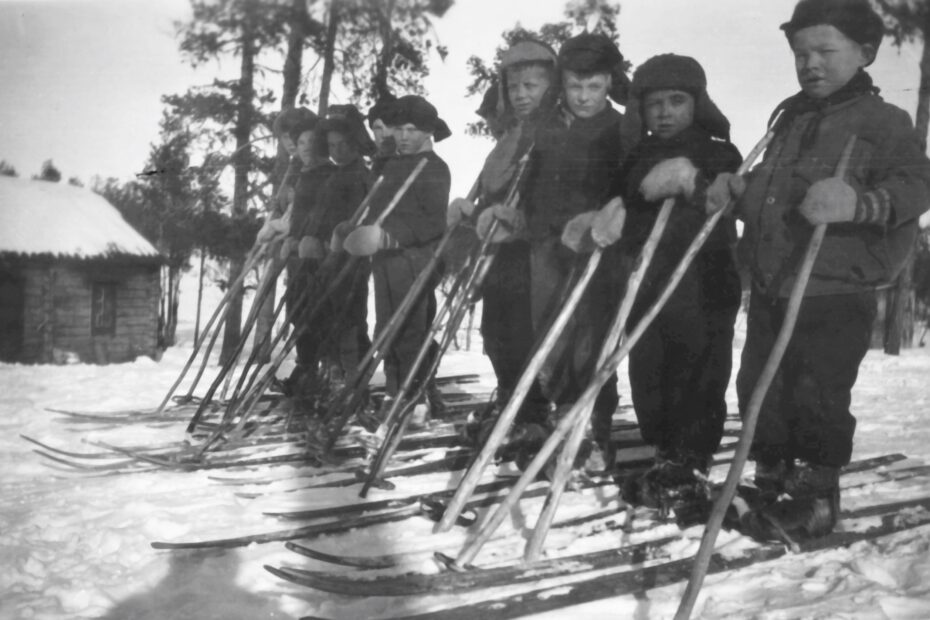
xmin=2 ymin=274 xmax=930 ymax=620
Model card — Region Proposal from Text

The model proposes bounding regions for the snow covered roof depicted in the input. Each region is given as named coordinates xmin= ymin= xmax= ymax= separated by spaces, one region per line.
xmin=0 ymin=175 xmax=161 ymax=260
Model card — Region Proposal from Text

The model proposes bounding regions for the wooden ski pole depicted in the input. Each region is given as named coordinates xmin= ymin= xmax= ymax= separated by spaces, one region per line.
xmin=454 ymin=124 xmax=779 ymax=561
xmin=359 ymin=260 xmax=473 ymax=496
xmin=523 ymin=197 xmax=674 ymax=561
xmin=188 ymin=176 xmax=386 ymax=436
xmin=674 ymin=134 xmax=857 ymax=620
xmin=319 ymin=226 xmax=455 ymax=450
xmin=189 ymin=254 xmax=287 ymax=428
xmin=435 ymin=247 xmax=605 ymax=533
xmin=221 ymin=176 xmax=385 ymax=408
xmin=227 ymin=175 xmax=386 ymax=406
xmin=156 ymin=243 xmax=266 ymax=412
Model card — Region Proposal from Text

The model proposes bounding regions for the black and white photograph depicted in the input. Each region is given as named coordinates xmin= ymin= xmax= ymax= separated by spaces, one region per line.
xmin=2 ymin=0 xmax=930 ymax=618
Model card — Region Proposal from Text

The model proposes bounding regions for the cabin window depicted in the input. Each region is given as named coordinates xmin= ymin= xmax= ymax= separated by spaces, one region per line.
xmin=91 ymin=282 xmax=117 ymax=336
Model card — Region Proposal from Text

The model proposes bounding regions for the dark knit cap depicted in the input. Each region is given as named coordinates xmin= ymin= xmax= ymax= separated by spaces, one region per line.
xmin=781 ymin=0 xmax=884 ymax=56
xmin=384 ymin=95 xmax=452 ymax=142
xmin=288 ymin=114 xmax=319 ymax=144
xmin=316 ymin=104 xmax=376 ymax=158
xmin=558 ymin=33 xmax=630 ymax=104
xmin=274 ymin=107 xmax=316 ymax=139
xmin=631 ymin=54 xmax=706 ymax=98
xmin=367 ymin=94 xmax=398 ymax=128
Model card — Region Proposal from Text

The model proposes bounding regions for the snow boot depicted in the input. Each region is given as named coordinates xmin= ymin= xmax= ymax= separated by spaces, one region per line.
xmin=621 ymin=449 xmax=712 ymax=520
xmin=737 ymin=462 xmax=840 ymax=545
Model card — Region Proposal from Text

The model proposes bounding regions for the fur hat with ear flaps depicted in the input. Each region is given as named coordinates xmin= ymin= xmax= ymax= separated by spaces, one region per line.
xmin=622 ymin=53 xmax=731 ymax=146
xmin=558 ymin=32 xmax=631 ymax=105
xmin=781 ymin=0 xmax=884 ymax=64
xmin=316 ymin=104 xmax=376 ymax=159
xmin=384 ymin=95 xmax=452 ymax=142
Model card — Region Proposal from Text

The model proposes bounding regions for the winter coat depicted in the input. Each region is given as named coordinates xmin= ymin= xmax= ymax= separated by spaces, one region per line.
xmin=314 ymin=158 xmax=369 ymax=240
xmin=525 ymin=106 xmax=624 ymax=240
xmin=738 ymin=88 xmax=930 ymax=297
xmin=291 ymin=162 xmax=336 ymax=240
xmin=368 ymin=151 xmax=449 ymax=249
xmin=617 ymin=126 xmax=742 ymax=257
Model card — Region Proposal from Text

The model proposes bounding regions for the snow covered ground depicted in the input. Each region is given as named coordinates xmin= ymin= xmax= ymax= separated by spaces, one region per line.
xmin=2 ymin=274 xmax=930 ymax=620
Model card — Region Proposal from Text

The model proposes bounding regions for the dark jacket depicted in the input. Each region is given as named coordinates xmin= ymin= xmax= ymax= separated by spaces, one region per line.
xmin=368 ymin=151 xmax=449 ymax=248
xmin=617 ymin=126 xmax=742 ymax=256
xmin=314 ymin=158 xmax=370 ymax=239
xmin=738 ymin=90 xmax=930 ymax=297
xmin=291 ymin=162 xmax=336 ymax=239
xmin=525 ymin=105 xmax=624 ymax=240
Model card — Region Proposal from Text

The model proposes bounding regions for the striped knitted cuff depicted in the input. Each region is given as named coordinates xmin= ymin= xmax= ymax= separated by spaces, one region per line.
xmin=381 ymin=230 xmax=401 ymax=250
xmin=854 ymin=188 xmax=891 ymax=225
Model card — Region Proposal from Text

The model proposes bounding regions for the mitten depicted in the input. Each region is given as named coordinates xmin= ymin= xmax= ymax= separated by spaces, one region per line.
xmin=590 ymin=196 xmax=626 ymax=247
xmin=279 ymin=237 xmax=296 ymax=260
xmin=476 ymin=203 xmax=526 ymax=243
xmin=640 ymin=157 xmax=698 ymax=201
xmin=329 ymin=220 xmax=356 ymax=253
xmin=705 ymin=173 xmax=746 ymax=215
xmin=447 ymin=197 xmax=477 ymax=228
xmin=344 ymin=224 xmax=400 ymax=256
xmin=298 ymin=235 xmax=325 ymax=260
xmin=256 ymin=214 xmax=290 ymax=244
xmin=561 ymin=211 xmax=598 ymax=253
xmin=798 ymin=178 xmax=857 ymax=225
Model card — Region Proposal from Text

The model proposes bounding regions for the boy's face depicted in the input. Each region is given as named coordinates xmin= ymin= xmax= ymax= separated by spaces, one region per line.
xmin=296 ymin=130 xmax=315 ymax=165
xmin=393 ymin=123 xmax=432 ymax=155
xmin=505 ymin=64 xmax=552 ymax=120
xmin=643 ymin=89 xmax=695 ymax=140
xmin=327 ymin=130 xmax=357 ymax=165
xmin=280 ymin=135 xmax=297 ymax=157
xmin=562 ymin=70 xmax=611 ymax=119
xmin=372 ymin=119 xmax=396 ymax=155
xmin=792 ymin=25 xmax=872 ymax=99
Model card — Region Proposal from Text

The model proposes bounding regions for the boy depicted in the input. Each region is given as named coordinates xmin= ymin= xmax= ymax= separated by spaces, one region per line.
xmin=366 ymin=95 xmax=398 ymax=176
xmin=482 ymin=33 xmax=628 ymax=469
xmin=450 ymin=39 xmax=559 ymax=448
xmin=601 ymin=54 xmax=742 ymax=511
xmin=714 ymin=0 xmax=930 ymax=540
xmin=342 ymin=95 xmax=451 ymax=419
xmin=284 ymin=114 xmax=336 ymax=397
xmin=308 ymin=105 xmax=375 ymax=388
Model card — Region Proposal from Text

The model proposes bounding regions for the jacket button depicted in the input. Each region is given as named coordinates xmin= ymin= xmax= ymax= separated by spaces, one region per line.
xmin=766 ymin=196 xmax=775 ymax=205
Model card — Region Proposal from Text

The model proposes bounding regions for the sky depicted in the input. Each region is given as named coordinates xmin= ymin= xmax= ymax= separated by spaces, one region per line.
xmin=0 ymin=0 xmax=923 ymax=197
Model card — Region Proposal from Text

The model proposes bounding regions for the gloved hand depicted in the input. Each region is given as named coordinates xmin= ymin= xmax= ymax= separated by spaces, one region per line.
xmin=298 ymin=235 xmax=325 ymax=260
xmin=590 ymin=196 xmax=626 ymax=247
xmin=798 ymin=178 xmax=857 ymax=225
xmin=561 ymin=211 xmax=598 ymax=253
xmin=279 ymin=237 xmax=296 ymax=260
xmin=256 ymin=214 xmax=290 ymax=244
xmin=344 ymin=224 xmax=400 ymax=256
xmin=447 ymin=197 xmax=477 ymax=228
xmin=476 ymin=202 xmax=526 ymax=243
xmin=640 ymin=157 xmax=698 ymax=201
xmin=329 ymin=220 xmax=356 ymax=253
xmin=705 ymin=172 xmax=746 ymax=215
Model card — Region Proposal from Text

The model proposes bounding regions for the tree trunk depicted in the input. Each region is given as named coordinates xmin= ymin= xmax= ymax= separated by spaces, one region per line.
xmin=317 ymin=0 xmax=340 ymax=116
xmin=194 ymin=250 xmax=206 ymax=345
xmin=373 ymin=0 xmax=397 ymax=100
xmin=884 ymin=27 xmax=930 ymax=354
xmin=166 ymin=263 xmax=181 ymax=347
xmin=220 ymin=15 xmax=257 ymax=365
